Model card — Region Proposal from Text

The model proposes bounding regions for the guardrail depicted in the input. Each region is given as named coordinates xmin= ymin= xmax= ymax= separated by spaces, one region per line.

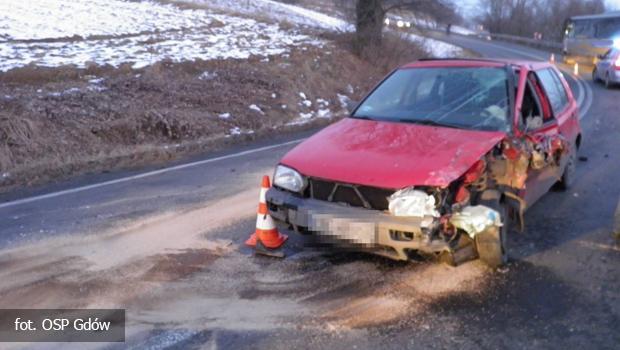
xmin=487 ymin=33 xmax=563 ymax=52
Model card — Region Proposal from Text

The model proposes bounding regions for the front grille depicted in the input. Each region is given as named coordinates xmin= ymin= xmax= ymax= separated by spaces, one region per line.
xmin=307 ymin=178 xmax=394 ymax=211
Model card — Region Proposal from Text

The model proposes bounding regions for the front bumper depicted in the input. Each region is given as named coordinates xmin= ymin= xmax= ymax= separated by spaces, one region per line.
xmin=266 ymin=187 xmax=450 ymax=260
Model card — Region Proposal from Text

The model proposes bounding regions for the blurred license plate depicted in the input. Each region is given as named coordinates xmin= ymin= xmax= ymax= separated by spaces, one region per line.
xmin=309 ymin=214 xmax=376 ymax=245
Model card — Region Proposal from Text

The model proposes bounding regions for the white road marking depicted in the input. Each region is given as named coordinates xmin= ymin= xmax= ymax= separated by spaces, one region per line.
xmin=0 ymin=138 xmax=305 ymax=209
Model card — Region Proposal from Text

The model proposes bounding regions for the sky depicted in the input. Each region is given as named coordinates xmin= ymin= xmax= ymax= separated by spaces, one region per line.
xmin=455 ymin=0 xmax=620 ymax=18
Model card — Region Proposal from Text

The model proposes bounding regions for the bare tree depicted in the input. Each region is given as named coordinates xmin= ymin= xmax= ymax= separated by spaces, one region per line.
xmin=337 ymin=0 xmax=459 ymax=49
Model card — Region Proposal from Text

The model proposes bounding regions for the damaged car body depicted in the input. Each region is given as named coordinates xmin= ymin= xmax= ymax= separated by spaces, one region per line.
xmin=266 ymin=59 xmax=581 ymax=267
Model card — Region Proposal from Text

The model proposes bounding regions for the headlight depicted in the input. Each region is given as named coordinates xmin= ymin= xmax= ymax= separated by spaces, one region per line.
xmin=273 ymin=165 xmax=305 ymax=192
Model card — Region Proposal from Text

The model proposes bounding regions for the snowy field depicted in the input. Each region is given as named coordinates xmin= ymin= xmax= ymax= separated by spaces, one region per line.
xmin=0 ymin=0 xmax=325 ymax=71
xmin=0 ymin=0 xmax=462 ymax=72
xmin=1 ymin=0 xmax=212 ymax=41
xmin=191 ymin=0 xmax=352 ymax=31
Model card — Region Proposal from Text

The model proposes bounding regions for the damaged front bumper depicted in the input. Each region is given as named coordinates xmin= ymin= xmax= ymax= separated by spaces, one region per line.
xmin=266 ymin=187 xmax=451 ymax=260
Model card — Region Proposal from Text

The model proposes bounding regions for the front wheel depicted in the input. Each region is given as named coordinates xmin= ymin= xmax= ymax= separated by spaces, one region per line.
xmin=474 ymin=200 xmax=509 ymax=268
xmin=592 ymin=67 xmax=599 ymax=82
xmin=557 ymin=144 xmax=577 ymax=190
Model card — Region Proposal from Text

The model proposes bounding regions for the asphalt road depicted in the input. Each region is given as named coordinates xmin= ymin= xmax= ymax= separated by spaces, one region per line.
xmin=0 ymin=36 xmax=618 ymax=350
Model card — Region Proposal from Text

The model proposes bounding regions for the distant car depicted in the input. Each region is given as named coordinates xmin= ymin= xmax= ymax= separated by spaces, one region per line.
xmin=267 ymin=59 xmax=582 ymax=268
xmin=593 ymin=48 xmax=620 ymax=88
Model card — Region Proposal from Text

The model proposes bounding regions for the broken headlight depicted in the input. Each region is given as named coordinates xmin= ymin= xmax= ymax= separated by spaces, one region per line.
xmin=273 ymin=165 xmax=305 ymax=193
xmin=388 ymin=187 xmax=440 ymax=218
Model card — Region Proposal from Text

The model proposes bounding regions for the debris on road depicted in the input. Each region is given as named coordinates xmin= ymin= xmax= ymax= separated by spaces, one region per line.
xmin=449 ymin=205 xmax=502 ymax=239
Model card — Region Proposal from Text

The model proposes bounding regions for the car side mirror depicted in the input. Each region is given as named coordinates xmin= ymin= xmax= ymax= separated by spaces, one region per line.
xmin=346 ymin=99 xmax=359 ymax=114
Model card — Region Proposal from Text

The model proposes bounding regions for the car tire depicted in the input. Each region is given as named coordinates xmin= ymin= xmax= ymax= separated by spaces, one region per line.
xmin=474 ymin=199 xmax=509 ymax=268
xmin=557 ymin=144 xmax=577 ymax=191
xmin=605 ymin=73 xmax=613 ymax=89
xmin=592 ymin=67 xmax=599 ymax=82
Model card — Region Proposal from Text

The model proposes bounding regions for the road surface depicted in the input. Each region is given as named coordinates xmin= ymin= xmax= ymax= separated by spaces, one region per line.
xmin=0 ymin=36 xmax=618 ymax=349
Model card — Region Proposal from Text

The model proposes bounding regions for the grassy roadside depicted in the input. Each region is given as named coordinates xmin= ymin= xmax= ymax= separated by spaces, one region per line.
xmin=0 ymin=32 xmax=435 ymax=193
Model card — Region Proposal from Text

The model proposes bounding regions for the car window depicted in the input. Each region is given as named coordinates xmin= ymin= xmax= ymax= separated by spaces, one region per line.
xmin=573 ymin=19 xmax=595 ymax=38
xmin=520 ymin=80 xmax=543 ymax=130
xmin=353 ymin=67 xmax=510 ymax=132
xmin=536 ymin=68 xmax=568 ymax=115
xmin=549 ymin=69 xmax=569 ymax=109
xmin=595 ymin=17 xmax=620 ymax=39
xmin=528 ymin=73 xmax=552 ymax=122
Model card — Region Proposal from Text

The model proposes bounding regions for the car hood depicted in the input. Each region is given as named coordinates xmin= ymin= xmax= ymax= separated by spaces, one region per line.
xmin=281 ymin=118 xmax=507 ymax=189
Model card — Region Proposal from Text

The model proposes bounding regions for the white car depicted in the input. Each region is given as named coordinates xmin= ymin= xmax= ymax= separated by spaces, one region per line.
xmin=593 ymin=48 xmax=620 ymax=88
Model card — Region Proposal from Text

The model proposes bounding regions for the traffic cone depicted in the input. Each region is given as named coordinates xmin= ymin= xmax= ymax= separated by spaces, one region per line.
xmin=550 ymin=53 xmax=555 ymax=63
xmin=245 ymin=176 xmax=288 ymax=255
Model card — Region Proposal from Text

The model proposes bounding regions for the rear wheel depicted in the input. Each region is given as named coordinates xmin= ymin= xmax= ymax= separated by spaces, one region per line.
xmin=474 ymin=200 xmax=509 ymax=268
xmin=605 ymin=73 xmax=613 ymax=89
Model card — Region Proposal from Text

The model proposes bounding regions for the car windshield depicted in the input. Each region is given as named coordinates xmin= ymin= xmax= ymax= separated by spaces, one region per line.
xmin=352 ymin=66 xmax=511 ymax=132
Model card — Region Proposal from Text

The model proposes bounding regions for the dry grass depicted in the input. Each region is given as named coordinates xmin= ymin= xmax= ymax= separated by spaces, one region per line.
xmin=0 ymin=36 xmax=404 ymax=192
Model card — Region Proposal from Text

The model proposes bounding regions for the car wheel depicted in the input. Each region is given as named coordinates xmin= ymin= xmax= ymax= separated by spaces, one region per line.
xmin=474 ymin=199 xmax=509 ymax=268
xmin=592 ymin=67 xmax=598 ymax=82
xmin=605 ymin=73 xmax=613 ymax=89
xmin=557 ymin=144 xmax=577 ymax=190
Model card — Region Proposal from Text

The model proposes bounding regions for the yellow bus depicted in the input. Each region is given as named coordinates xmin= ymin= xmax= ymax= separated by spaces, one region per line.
xmin=563 ymin=12 xmax=620 ymax=65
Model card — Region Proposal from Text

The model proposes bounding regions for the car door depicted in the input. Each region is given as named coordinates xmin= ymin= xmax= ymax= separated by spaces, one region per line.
xmin=519 ymin=72 xmax=557 ymax=207
xmin=521 ymin=68 xmax=576 ymax=207
xmin=597 ymin=49 xmax=613 ymax=78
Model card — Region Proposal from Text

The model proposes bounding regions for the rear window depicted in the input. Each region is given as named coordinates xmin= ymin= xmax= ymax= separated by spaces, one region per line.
xmin=353 ymin=66 xmax=510 ymax=132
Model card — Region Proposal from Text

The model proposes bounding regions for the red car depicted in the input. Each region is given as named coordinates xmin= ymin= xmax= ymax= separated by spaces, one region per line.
xmin=267 ymin=59 xmax=581 ymax=267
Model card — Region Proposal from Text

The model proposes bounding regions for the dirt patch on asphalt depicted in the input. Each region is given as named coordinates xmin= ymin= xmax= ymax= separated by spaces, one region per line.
xmin=0 ymin=189 xmax=491 ymax=340
xmin=312 ymin=260 xmax=489 ymax=330
xmin=0 ymin=189 xmax=254 ymax=311
xmin=141 ymin=249 xmax=222 ymax=282
xmin=323 ymin=295 xmax=410 ymax=328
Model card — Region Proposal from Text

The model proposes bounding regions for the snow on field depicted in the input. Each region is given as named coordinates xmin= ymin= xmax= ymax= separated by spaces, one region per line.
xmin=0 ymin=0 xmax=324 ymax=71
xmin=0 ymin=0 xmax=461 ymax=72
xmin=451 ymin=25 xmax=477 ymax=36
xmin=408 ymin=34 xmax=463 ymax=58
xmin=185 ymin=0 xmax=352 ymax=32
xmin=0 ymin=0 xmax=211 ymax=41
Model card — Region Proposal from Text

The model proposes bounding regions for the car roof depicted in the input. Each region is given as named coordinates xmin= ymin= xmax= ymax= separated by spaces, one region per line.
xmin=401 ymin=58 xmax=552 ymax=70
xmin=570 ymin=11 xmax=620 ymax=21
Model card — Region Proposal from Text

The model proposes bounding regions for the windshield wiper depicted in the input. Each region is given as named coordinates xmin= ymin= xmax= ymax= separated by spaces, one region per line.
xmin=351 ymin=115 xmax=376 ymax=121
xmin=398 ymin=118 xmax=463 ymax=129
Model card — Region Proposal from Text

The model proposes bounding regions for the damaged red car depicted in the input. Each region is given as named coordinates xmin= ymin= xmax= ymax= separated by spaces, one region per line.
xmin=266 ymin=59 xmax=581 ymax=267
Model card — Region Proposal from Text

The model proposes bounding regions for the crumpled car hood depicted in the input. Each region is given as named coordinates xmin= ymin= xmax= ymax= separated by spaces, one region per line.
xmin=281 ymin=118 xmax=507 ymax=189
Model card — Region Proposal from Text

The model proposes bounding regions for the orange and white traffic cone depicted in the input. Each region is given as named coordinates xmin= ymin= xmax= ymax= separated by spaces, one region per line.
xmin=245 ymin=175 xmax=288 ymax=256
